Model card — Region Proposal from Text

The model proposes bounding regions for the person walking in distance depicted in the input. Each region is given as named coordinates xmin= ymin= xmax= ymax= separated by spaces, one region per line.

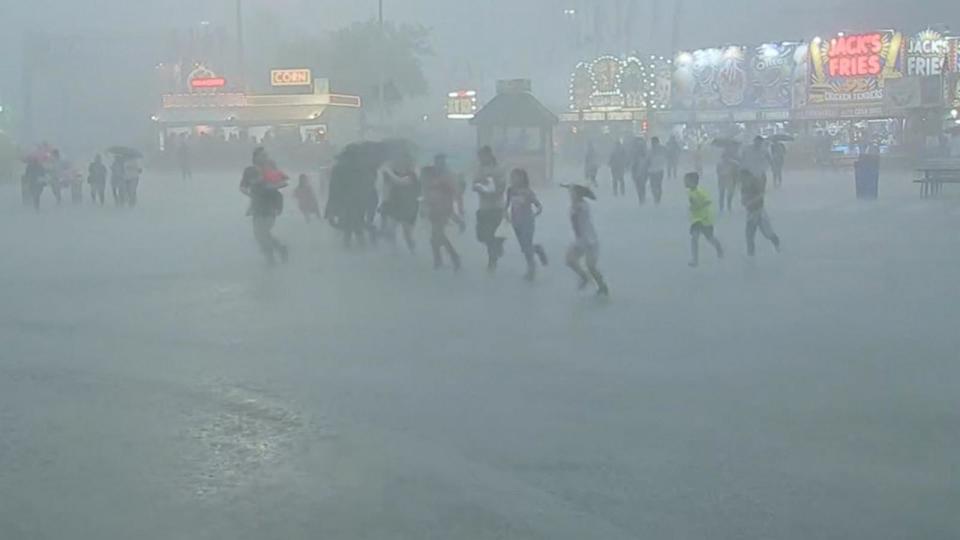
xmin=177 ymin=136 xmax=193 ymax=181
xmin=564 ymin=181 xmax=609 ymax=296
xmin=584 ymin=141 xmax=600 ymax=188
xmin=87 ymin=154 xmax=107 ymax=206
xmin=240 ymin=147 xmax=289 ymax=265
xmin=629 ymin=137 xmax=648 ymax=206
xmin=770 ymin=139 xmax=787 ymax=188
xmin=716 ymin=145 xmax=740 ymax=214
xmin=110 ymin=155 xmax=125 ymax=206
xmin=472 ymin=146 xmax=507 ymax=271
xmin=608 ymin=140 xmax=628 ymax=197
xmin=422 ymin=155 xmax=464 ymax=271
xmin=647 ymin=137 xmax=667 ymax=204
xmin=685 ymin=172 xmax=724 ymax=268
xmin=740 ymin=136 xmax=781 ymax=256
xmin=505 ymin=168 xmax=547 ymax=281
xmin=666 ymin=135 xmax=682 ymax=180
xmin=122 ymin=155 xmax=143 ymax=207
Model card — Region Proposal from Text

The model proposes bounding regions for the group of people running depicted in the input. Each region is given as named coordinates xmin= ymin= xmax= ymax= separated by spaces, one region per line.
xmin=236 ymin=131 xmax=789 ymax=295
xmin=21 ymin=145 xmax=143 ymax=210
xmin=239 ymin=144 xmax=610 ymax=296
xmin=585 ymin=133 xmax=784 ymax=265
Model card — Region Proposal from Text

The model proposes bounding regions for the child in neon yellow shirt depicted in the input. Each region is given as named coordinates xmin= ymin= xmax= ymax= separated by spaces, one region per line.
xmin=685 ymin=172 xmax=724 ymax=267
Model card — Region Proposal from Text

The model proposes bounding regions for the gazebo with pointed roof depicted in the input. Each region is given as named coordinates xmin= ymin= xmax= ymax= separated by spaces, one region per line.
xmin=470 ymin=79 xmax=559 ymax=185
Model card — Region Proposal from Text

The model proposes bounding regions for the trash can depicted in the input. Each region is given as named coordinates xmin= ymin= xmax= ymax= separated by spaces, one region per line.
xmin=854 ymin=154 xmax=880 ymax=200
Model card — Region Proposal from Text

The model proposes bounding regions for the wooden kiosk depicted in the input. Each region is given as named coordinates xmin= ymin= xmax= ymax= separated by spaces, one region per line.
xmin=470 ymin=79 xmax=558 ymax=185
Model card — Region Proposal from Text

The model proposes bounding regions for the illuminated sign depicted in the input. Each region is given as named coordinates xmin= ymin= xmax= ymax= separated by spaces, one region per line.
xmin=186 ymin=65 xmax=224 ymax=92
xmin=672 ymin=47 xmax=747 ymax=110
xmin=270 ymin=69 xmax=313 ymax=87
xmin=809 ymin=31 xmax=903 ymax=104
xmin=827 ymin=33 xmax=884 ymax=77
xmin=569 ymin=55 xmax=668 ymax=113
xmin=446 ymin=90 xmax=478 ymax=119
xmin=190 ymin=77 xmax=226 ymax=89
xmin=907 ymin=30 xmax=948 ymax=76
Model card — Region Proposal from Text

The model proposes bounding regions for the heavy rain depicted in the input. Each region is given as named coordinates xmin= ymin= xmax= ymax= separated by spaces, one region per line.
xmin=0 ymin=1 xmax=958 ymax=539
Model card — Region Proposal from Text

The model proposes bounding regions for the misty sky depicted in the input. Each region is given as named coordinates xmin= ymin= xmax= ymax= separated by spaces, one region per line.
xmin=1 ymin=0 xmax=956 ymax=126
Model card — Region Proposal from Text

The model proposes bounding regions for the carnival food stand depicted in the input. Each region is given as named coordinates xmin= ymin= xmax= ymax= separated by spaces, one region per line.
xmin=470 ymin=80 xmax=558 ymax=185
xmin=560 ymin=25 xmax=960 ymax=164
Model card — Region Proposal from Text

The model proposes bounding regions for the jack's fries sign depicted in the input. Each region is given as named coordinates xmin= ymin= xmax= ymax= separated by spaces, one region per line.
xmin=809 ymin=31 xmax=903 ymax=104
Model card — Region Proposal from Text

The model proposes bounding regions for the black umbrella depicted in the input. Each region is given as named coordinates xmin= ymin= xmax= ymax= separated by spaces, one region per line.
xmin=712 ymin=137 xmax=741 ymax=149
xmin=107 ymin=146 xmax=143 ymax=159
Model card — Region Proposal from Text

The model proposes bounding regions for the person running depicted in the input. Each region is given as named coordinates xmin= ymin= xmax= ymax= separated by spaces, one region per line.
xmin=505 ymin=168 xmax=547 ymax=281
xmin=564 ymin=181 xmax=609 ymax=296
xmin=740 ymin=136 xmax=781 ymax=256
xmin=422 ymin=155 xmax=464 ymax=271
xmin=87 ymin=155 xmax=107 ymax=206
xmin=647 ymin=137 xmax=667 ymax=204
xmin=584 ymin=141 xmax=600 ymax=188
xmin=770 ymin=139 xmax=787 ymax=188
xmin=666 ymin=135 xmax=681 ymax=179
xmin=685 ymin=172 xmax=724 ymax=268
xmin=608 ymin=140 xmax=628 ymax=197
xmin=472 ymin=146 xmax=507 ymax=271
xmin=293 ymin=173 xmax=321 ymax=222
xmin=630 ymin=137 xmax=648 ymax=206
xmin=378 ymin=156 xmax=420 ymax=253
xmin=716 ymin=146 xmax=740 ymax=214
xmin=240 ymin=147 xmax=288 ymax=265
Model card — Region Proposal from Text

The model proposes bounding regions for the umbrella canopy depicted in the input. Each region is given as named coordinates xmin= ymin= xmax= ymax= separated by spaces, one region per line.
xmin=107 ymin=146 xmax=143 ymax=159
xmin=712 ymin=137 xmax=741 ymax=149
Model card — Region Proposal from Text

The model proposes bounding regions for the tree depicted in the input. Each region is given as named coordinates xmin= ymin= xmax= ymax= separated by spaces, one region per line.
xmin=282 ymin=20 xmax=431 ymax=114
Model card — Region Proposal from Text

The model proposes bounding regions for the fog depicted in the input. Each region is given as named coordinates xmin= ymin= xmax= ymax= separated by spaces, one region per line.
xmin=2 ymin=1 xmax=960 ymax=539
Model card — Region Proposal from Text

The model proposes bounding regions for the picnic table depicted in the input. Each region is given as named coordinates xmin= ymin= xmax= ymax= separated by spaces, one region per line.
xmin=915 ymin=160 xmax=960 ymax=198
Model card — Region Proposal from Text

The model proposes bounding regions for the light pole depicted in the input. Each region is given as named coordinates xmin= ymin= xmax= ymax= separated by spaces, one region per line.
xmin=236 ymin=0 xmax=246 ymax=90
xmin=378 ymin=0 xmax=385 ymax=130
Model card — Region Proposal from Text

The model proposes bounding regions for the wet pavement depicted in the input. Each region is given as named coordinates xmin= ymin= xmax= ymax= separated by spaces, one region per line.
xmin=1 ymin=166 xmax=958 ymax=539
